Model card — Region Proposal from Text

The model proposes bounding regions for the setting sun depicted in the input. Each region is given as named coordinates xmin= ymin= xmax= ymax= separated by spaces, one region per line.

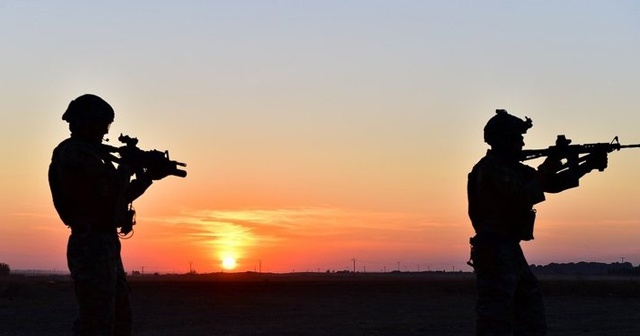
xmin=222 ymin=257 xmax=237 ymax=270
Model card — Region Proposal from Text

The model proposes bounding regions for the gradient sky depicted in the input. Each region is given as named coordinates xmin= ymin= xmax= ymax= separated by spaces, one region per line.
xmin=2 ymin=1 xmax=640 ymax=273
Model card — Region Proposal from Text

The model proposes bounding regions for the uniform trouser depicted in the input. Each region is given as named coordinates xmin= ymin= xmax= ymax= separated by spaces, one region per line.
xmin=472 ymin=240 xmax=546 ymax=336
xmin=67 ymin=231 xmax=132 ymax=336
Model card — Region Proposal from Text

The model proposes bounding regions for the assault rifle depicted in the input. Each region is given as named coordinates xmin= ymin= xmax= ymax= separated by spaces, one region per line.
xmin=103 ymin=134 xmax=187 ymax=178
xmin=520 ymin=135 xmax=640 ymax=171
xmin=101 ymin=134 xmax=186 ymax=238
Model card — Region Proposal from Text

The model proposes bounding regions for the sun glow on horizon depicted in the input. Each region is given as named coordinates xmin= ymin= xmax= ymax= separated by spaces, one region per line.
xmin=221 ymin=256 xmax=237 ymax=270
xmin=154 ymin=207 xmax=465 ymax=272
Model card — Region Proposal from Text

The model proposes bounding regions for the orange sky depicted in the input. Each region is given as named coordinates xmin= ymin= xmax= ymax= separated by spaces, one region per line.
xmin=2 ymin=2 xmax=640 ymax=274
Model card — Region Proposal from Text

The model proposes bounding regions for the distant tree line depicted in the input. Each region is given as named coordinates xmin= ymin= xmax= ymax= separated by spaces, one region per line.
xmin=0 ymin=262 xmax=10 ymax=275
xmin=530 ymin=262 xmax=640 ymax=276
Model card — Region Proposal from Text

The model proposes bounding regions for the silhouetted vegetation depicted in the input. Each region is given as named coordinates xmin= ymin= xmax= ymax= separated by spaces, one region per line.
xmin=530 ymin=262 xmax=639 ymax=276
xmin=0 ymin=262 xmax=10 ymax=275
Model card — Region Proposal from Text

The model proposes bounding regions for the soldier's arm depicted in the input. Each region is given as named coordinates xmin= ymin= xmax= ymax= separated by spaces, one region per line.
xmin=478 ymin=163 xmax=546 ymax=206
xmin=123 ymin=162 xmax=175 ymax=202
xmin=536 ymin=153 xmax=607 ymax=193
xmin=124 ymin=175 xmax=153 ymax=202
xmin=58 ymin=142 xmax=117 ymax=197
xmin=538 ymin=169 xmax=580 ymax=194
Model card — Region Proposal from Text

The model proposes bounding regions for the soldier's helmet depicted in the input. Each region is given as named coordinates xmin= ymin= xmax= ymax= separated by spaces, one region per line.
xmin=62 ymin=94 xmax=115 ymax=124
xmin=483 ymin=109 xmax=532 ymax=146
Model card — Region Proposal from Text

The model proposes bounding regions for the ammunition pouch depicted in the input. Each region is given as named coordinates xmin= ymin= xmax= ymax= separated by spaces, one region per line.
xmin=467 ymin=237 xmax=477 ymax=268
xmin=468 ymin=235 xmax=498 ymax=272
xmin=518 ymin=208 xmax=536 ymax=241
xmin=118 ymin=204 xmax=136 ymax=237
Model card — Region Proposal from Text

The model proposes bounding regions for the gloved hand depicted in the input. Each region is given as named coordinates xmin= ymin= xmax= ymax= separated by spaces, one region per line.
xmin=145 ymin=163 xmax=173 ymax=180
xmin=114 ymin=164 xmax=135 ymax=187
xmin=537 ymin=155 xmax=563 ymax=175
xmin=584 ymin=151 xmax=608 ymax=172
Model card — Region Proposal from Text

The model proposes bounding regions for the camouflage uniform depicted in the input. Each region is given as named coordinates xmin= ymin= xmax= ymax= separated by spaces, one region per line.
xmin=467 ymin=150 xmax=579 ymax=336
xmin=49 ymin=135 xmax=151 ymax=336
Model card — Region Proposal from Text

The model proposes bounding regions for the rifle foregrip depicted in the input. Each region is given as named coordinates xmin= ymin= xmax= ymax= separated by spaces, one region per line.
xmin=172 ymin=168 xmax=187 ymax=178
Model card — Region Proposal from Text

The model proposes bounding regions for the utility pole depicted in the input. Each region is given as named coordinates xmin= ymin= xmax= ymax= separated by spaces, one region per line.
xmin=351 ymin=258 xmax=357 ymax=273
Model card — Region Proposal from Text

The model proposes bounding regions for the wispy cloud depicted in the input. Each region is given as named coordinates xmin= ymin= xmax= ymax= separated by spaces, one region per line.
xmin=155 ymin=206 xmax=436 ymax=242
xmin=143 ymin=206 xmax=444 ymax=253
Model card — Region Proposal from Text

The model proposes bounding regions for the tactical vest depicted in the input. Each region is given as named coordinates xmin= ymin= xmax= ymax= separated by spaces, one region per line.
xmin=468 ymin=151 xmax=545 ymax=241
xmin=49 ymin=137 xmax=131 ymax=232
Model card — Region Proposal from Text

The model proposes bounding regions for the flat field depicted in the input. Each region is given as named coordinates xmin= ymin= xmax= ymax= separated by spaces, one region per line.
xmin=2 ymin=272 xmax=640 ymax=336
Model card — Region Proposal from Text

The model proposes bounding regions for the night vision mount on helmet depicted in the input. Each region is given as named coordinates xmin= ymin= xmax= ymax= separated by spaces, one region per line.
xmin=484 ymin=109 xmax=532 ymax=146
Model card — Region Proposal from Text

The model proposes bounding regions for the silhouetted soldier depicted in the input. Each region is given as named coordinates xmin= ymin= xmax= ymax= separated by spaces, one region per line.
xmin=467 ymin=109 xmax=608 ymax=335
xmin=48 ymin=94 xmax=170 ymax=336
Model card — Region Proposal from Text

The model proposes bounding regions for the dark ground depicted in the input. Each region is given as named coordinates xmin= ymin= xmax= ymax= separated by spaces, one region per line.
xmin=2 ymin=272 xmax=640 ymax=336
